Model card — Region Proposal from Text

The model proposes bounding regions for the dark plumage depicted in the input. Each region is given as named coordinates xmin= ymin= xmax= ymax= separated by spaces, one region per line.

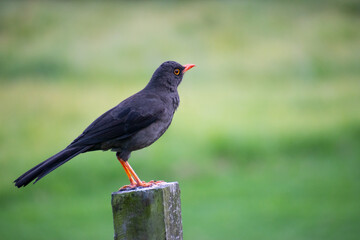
xmin=14 ymin=61 xmax=195 ymax=189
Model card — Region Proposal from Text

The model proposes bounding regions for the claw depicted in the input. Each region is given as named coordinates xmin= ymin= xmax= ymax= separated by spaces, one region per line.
xmin=118 ymin=180 xmax=165 ymax=191
xmin=118 ymin=184 xmax=137 ymax=191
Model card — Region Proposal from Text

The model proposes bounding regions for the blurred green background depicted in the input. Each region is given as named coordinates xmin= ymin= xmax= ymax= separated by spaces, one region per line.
xmin=1 ymin=0 xmax=359 ymax=239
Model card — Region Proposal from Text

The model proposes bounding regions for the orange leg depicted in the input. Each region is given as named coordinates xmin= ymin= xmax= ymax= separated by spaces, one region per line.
xmin=117 ymin=155 xmax=136 ymax=189
xmin=119 ymin=160 xmax=136 ymax=185
xmin=123 ymin=161 xmax=153 ymax=187
xmin=116 ymin=155 xmax=164 ymax=190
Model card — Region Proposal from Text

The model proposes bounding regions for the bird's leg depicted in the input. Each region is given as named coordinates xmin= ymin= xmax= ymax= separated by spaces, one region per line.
xmin=123 ymin=161 xmax=153 ymax=187
xmin=124 ymin=161 xmax=165 ymax=187
xmin=119 ymin=160 xmax=137 ymax=185
xmin=116 ymin=154 xmax=164 ymax=190
xmin=117 ymin=155 xmax=137 ymax=190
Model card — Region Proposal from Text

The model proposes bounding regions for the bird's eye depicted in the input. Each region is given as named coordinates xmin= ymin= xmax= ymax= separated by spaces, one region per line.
xmin=174 ymin=69 xmax=180 ymax=75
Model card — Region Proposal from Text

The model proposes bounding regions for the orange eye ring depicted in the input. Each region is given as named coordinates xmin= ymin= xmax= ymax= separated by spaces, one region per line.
xmin=174 ymin=69 xmax=180 ymax=75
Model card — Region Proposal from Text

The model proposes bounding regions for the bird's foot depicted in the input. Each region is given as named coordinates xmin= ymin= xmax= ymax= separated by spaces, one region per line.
xmin=136 ymin=180 xmax=165 ymax=187
xmin=147 ymin=180 xmax=165 ymax=185
xmin=118 ymin=180 xmax=165 ymax=191
xmin=118 ymin=183 xmax=138 ymax=191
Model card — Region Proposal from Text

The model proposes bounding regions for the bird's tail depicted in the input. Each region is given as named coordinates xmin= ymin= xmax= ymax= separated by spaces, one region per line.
xmin=14 ymin=146 xmax=92 ymax=188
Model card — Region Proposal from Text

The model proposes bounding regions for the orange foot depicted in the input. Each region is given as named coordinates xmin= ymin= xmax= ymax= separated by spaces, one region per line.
xmin=147 ymin=180 xmax=165 ymax=185
xmin=119 ymin=184 xmax=137 ymax=190
xmin=119 ymin=180 xmax=165 ymax=191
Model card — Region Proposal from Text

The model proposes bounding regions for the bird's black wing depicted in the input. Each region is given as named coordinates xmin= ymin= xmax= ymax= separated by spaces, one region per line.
xmin=69 ymin=94 xmax=164 ymax=147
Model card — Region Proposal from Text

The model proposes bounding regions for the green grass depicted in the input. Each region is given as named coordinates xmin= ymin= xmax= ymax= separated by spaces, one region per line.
xmin=1 ymin=1 xmax=360 ymax=239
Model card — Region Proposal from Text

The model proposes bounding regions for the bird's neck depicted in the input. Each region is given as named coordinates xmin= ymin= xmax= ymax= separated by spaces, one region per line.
xmin=143 ymin=85 xmax=180 ymax=110
xmin=145 ymin=75 xmax=179 ymax=93
xmin=170 ymin=92 xmax=180 ymax=110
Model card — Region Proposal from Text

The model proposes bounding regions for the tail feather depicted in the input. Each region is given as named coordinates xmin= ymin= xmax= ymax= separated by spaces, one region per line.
xmin=14 ymin=146 xmax=92 ymax=188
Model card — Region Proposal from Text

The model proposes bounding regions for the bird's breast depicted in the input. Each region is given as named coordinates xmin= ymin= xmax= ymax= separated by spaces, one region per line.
xmin=108 ymin=92 xmax=178 ymax=153
xmin=125 ymin=114 xmax=173 ymax=151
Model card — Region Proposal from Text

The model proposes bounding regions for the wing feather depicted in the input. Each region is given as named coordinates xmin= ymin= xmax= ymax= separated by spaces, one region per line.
xmin=69 ymin=93 xmax=164 ymax=147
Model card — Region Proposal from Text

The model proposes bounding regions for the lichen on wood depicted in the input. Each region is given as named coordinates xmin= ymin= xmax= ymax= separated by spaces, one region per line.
xmin=111 ymin=182 xmax=183 ymax=240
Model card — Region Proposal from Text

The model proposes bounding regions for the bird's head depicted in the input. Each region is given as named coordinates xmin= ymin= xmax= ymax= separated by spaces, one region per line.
xmin=146 ymin=61 xmax=195 ymax=92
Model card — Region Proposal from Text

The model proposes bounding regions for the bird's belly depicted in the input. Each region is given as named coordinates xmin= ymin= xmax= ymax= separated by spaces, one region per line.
xmin=108 ymin=118 xmax=172 ymax=153
xmin=127 ymin=119 xmax=171 ymax=151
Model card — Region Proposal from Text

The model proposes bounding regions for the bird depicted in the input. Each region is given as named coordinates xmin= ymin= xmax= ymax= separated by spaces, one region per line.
xmin=14 ymin=61 xmax=195 ymax=190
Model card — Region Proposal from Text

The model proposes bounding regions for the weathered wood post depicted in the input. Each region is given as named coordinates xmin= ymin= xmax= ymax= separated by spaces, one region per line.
xmin=111 ymin=182 xmax=183 ymax=240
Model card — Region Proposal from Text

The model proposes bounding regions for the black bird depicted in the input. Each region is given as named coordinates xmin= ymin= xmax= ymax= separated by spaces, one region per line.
xmin=14 ymin=61 xmax=195 ymax=189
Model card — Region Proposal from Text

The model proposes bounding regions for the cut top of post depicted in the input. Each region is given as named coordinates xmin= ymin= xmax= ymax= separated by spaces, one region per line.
xmin=111 ymin=182 xmax=183 ymax=240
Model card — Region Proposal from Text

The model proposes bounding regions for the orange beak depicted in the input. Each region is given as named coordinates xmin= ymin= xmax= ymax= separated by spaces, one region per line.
xmin=183 ymin=64 xmax=196 ymax=73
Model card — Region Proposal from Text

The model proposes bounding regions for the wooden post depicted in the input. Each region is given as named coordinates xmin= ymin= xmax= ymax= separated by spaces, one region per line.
xmin=111 ymin=182 xmax=183 ymax=240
